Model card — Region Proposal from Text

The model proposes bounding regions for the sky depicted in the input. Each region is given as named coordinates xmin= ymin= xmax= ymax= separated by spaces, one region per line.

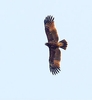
xmin=0 ymin=0 xmax=92 ymax=100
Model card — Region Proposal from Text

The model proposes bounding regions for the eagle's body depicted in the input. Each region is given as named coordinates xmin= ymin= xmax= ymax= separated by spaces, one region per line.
xmin=44 ymin=15 xmax=68 ymax=75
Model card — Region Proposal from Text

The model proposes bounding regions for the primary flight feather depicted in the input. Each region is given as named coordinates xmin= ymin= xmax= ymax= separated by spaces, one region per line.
xmin=44 ymin=15 xmax=68 ymax=75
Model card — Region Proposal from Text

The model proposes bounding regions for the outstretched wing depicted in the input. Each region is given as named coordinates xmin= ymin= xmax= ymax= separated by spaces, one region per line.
xmin=44 ymin=15 xmax=59 ymax=42
xmin=49 ymin=48 xmax=61 ymax=75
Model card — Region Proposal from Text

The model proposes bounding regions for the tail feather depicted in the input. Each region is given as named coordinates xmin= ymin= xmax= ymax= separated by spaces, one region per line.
xmin=59 ymin=39 xmax=68 ymax=50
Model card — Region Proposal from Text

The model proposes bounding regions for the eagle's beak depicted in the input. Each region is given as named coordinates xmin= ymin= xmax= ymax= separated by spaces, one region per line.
xmin=45 ymin=43 xmax=47 ymax=45
xmin=45 ymin=43 xmax=49 ymax=47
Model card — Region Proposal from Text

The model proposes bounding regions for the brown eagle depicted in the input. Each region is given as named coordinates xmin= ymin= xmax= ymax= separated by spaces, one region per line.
xmin=44 ymin=15 xmax=68 ymax=75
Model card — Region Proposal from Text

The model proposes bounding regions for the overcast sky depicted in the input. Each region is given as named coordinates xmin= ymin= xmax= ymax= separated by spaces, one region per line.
xmin=0 ymin=0 xmax=92 ymax=100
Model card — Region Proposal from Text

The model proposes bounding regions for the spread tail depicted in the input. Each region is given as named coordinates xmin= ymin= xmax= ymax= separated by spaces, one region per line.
xmin=59 ymin=39 xmax=68 ymax=50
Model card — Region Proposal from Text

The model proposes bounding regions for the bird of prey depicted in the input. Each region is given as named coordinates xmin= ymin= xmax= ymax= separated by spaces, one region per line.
xmin=44 ymin=15 xmax=68 ymax=75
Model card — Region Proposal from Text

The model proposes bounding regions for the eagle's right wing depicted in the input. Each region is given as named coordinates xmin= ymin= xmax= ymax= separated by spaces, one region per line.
xmin=49 ymin=48 xmax=61 ymax=75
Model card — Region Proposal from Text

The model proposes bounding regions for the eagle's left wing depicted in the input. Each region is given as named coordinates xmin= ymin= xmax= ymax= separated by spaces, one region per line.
xmin=44 ymin=15 xmax=59 ymax=42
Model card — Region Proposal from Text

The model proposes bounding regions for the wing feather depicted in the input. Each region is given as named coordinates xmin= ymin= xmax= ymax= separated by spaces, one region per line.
xmin=49 ymin=48 xmax=61 ymax=75
xmin=44 ymin=15 xmax=59 ymax=42
xmin=44 ymin=27 xmax=54 ymax=42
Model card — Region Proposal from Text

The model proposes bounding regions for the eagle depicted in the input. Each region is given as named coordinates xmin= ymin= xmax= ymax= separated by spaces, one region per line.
xmin=44 ymin=15 xmax=68 ymax=75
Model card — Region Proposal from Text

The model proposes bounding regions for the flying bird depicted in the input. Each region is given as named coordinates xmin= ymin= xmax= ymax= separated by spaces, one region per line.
xmin=44 ymin=15 xmax=68 ymax=75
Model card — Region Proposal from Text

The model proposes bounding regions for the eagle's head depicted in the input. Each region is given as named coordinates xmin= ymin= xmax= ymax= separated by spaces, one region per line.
xmin=45 ymin=42 xmax=50 ymax=47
